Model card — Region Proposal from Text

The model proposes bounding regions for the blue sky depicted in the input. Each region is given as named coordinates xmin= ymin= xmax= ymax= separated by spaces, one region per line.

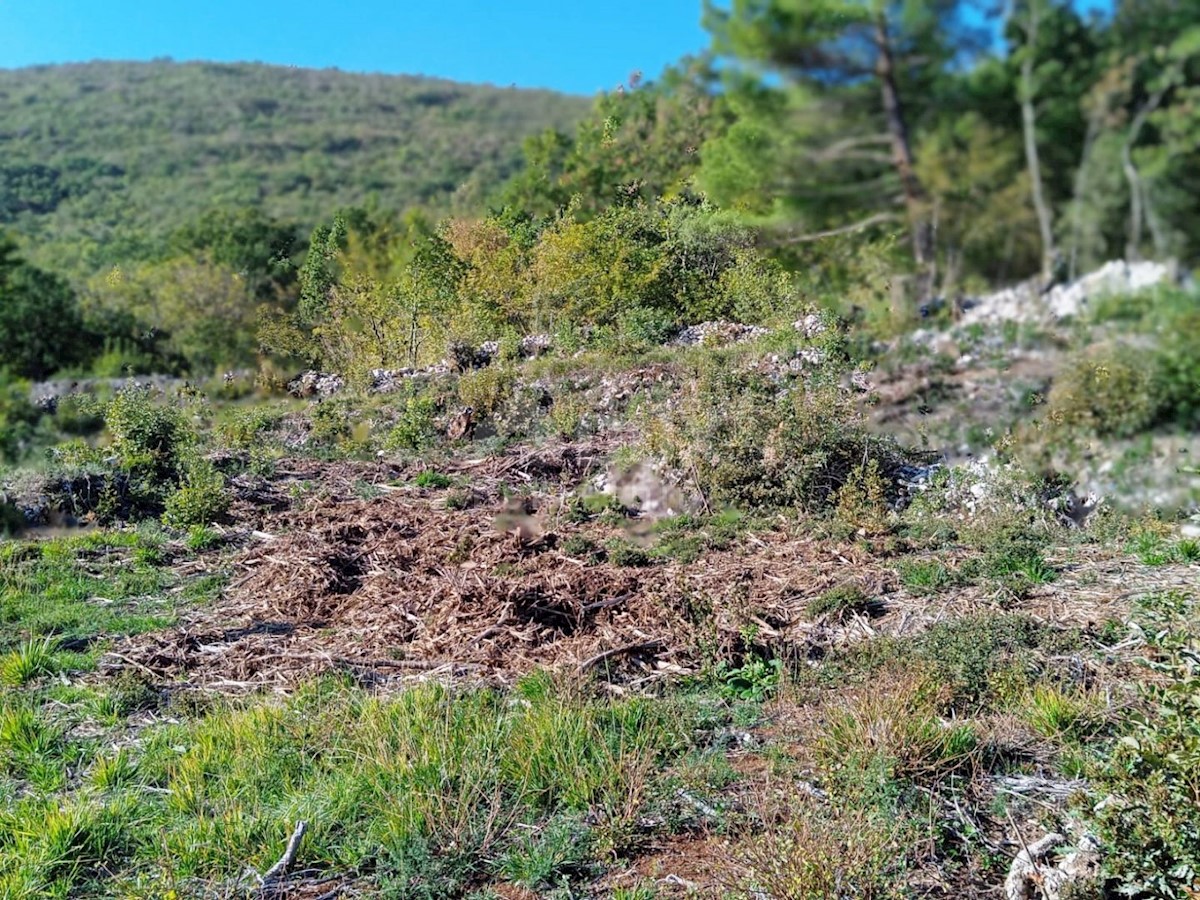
xmin=0 ymin=0 xmax=711 ymax=95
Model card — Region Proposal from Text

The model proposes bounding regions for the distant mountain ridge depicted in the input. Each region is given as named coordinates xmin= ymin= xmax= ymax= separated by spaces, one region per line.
xmin=0 ymin=60 xmax=589 ymax=273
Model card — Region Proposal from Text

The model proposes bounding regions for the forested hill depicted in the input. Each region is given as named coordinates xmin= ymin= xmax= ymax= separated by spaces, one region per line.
xmin=0 ymin=60 xmax=589 ymax=271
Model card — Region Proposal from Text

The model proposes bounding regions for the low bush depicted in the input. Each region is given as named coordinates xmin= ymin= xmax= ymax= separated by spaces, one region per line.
xmin=1047 ymin=343 xmax=1162 ymax=438
xmin=104 ymin=386 xmax=192 ymax=483
xmin=384 ymin=393 xmax=438 ymax=452
xmin=648 ymin=352 xmax=907 ymax=514
xmin=162 ymin=461 xmax=229 ymax=528
xmin=1090 ymin=640 xmax=1200 ymax=898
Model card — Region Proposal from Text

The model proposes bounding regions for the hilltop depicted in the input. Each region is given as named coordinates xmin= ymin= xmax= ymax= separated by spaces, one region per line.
xmin=0 ymin=60 xmax=589 ymax=271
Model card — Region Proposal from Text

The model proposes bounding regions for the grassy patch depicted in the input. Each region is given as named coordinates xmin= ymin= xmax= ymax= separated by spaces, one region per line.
xmin=0 ymin=674 xmax=718 ymax=897
xmin=0 ymin=530 xmax=189 ymax=663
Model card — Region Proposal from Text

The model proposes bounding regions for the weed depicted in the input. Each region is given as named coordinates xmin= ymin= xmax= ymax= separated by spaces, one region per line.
xmin=814 ymin=673 xmax=978 ymax=787
xmin=184 ymin=523 xmax=222 ymax=552
xmin=0 ymin=636 xmax=61 ymax=686
xmin=716 ymin=656 xmax=782 ymax=702
xmin=561 ymin=536 xmax=602 ymax=562
xmin=807 ymin=584 xmax=879 ymax=621
xmin=604 ymin=539 xmax=653 ymax=568
xmin=1090 ymin=641 xmax=1200 ymax=897
xmin=897 ymin=558 xmax=956 ymax=594
xmin=497 ymin=815 xmax=591 ymax=889
xmin=414 ymin=470 xmax=453 ymax=489
xmin=445 ymin=488 xmax=473 ymax=510
xmin=834 ymin=459 xmax=893 ymax=536
xmin=1024 ymin=685 xmax=1099 ymax=742
xmin=736 ymin=798 xmax=909 ymax=900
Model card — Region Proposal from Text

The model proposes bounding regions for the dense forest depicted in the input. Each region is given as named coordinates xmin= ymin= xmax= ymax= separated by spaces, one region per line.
xmin=2 ymin=0 xmax=1199 ymax=381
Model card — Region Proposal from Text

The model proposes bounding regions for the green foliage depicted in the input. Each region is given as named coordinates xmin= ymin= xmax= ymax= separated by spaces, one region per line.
xmin=0 ymin=374 xmax=42 ymax=464
xmin=457 ymin=365 xmax=516 ymax=419
xmin=0 ymin=234 xmax=90 ymax=379
xmin=1092 ymin=641 xmax=1200 ymax=898
xmin=0 ymin=61 xmax=587 ymax=278
xmin=162 ymin=462 xmax=230 ymax=529
xmin=384 ymin=394 xmax=439 ymax=452
xmin=82 ymin=257 xmax=262 ymax=373
xmin=0 ymin=637 xmax=61 ymax=687
xmin=413 ymin=470 xmax=453 ymax=489
xmin=103 ymin=387 xmax=191 ymax=484
xmin=649 ymin=349 xmax=903 ymax=513
xmin=0 ymin=677 xmax=692 ymax=897
xmin=0 ymin=530 xmax=178 ymax=661
xmin=716 ymin=656 xmax=783 ymax=702
xmin=1048 ymin=343 xmax=1164 ymax=438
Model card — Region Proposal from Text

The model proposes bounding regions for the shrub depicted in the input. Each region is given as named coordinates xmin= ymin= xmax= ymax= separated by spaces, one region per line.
xmin=162 ymin=461 xmax=229 ymax=528
xmin=1091 ymin=641 xmax=1200 ymax=898
xmin=0 ymin=235 xmax=91 ymax=378
xmin=384 ymin=394 xmax=438 ymax=452
xmin=104 ymin=386 xmax=191 ymax=483
xmin=648 ymin=354 xmax=906 ymax=513
xmin=217 ymin=406 xmax=283 ymax=449
xmin=1047 ymin=344 xmax=1162 ymax=438
xmin=458 ymin=364 xmax=516 ymax=418
xmin=834 ymin=459 xmax=893 ymax=535
xmin=913 ymin=614 xmax=1048 ymax=711
xmin=0 ymin=374 xmax=41 ymax=463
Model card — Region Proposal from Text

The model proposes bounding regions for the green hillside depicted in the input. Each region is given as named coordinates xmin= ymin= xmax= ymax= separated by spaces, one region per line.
xmin=0 ymin=60 xmax=589 ymax=272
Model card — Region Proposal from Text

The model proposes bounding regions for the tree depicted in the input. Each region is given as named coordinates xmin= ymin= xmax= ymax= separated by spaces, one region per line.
xmin=1010 ymin=0 xmax=1059 ymax=279
xmin=84 ymin=257 xmax=261 ymax=373
xmin=169 ymin=207 xmax=299 ymax=302
xmin=703 ymin=0 xmax=981 ymax=273
xmin=0 ymin=233 xmax=90 ymax=378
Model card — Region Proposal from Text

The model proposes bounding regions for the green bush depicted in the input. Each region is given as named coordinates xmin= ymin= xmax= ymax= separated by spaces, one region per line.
xmin=0 ymin=374 xmax=41 ymax=463
xmin=648 ymin=354 xmax=904 ymax=513
xmin=384 ymin=394 xmax=438 ymax=452
xmin=1154 ymin=311 xmax=1200 ymax=428
xmin=458 ymin=364 xmax=515 ymax=418
xmin=104 ymin=387 xmax=191 ymax=483
xmin=162 ymin=461 xmax=229 ymax=528
xmin=0 ymin=234 xmax=92 ymax=378
xmin=1091 ymin=641 xmax=1200 ymax=898
xmin=1048 ymin=344 xmax=1162 ymax=438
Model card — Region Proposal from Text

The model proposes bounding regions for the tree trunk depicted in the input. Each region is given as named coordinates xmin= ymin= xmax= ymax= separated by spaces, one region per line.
xmin=1066 ymin=113 xmax=1100 ymax=281
xmin=874 ymin=17 xmax=934 ymax=276
xmin=1018 ymin=2 xmax=1057 ymax=280
xmin=1121 ymin=85 xmax=1167 ymax=261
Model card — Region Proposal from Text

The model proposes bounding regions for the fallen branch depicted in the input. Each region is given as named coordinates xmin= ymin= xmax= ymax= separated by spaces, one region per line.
xmin=578 ymin=641 xmax=663 ymax=673
xmin=261 ymin=820 xmax=307 ymax=890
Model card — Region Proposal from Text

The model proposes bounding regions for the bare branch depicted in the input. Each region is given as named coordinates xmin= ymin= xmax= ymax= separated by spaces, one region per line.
xmin=776 ymin=212 xmax=901 ymax=245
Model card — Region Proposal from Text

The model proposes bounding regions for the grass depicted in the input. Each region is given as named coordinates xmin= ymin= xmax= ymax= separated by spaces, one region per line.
xmin=0 ymin=530 xmax=194 ymax=665
xmin=0 ymin=637 xmax=62 ymax=686
xmin=807 ymin=583 xmax=879 ymax=620
xmin=0 ymin=674 xmax=712 ymax=897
